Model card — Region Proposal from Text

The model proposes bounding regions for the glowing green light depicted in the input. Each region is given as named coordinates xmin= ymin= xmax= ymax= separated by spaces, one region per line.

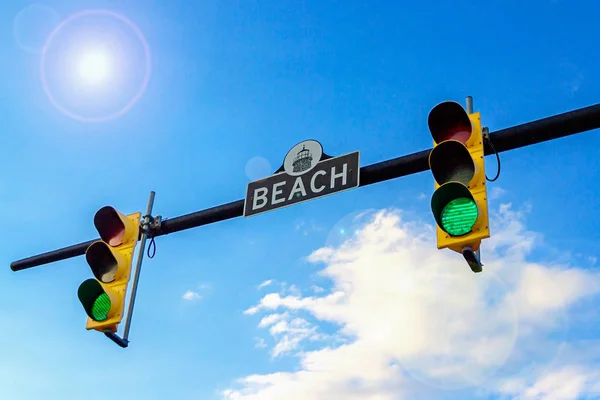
xmin=440 ymin=197 xmax=478 ymax=236
xmin=91 ymin=293 xmax=111 ymax=321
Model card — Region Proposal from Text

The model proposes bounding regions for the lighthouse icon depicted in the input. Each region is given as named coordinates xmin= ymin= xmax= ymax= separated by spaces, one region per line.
xmin=292 ymin=145 xmax=313 ymax=174
xmin=282 ymin=139 xmax=323 ymax=177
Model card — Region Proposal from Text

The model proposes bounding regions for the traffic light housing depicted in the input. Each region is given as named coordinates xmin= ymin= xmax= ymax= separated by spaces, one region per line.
xmin=77 ymin=206 xmax=141 ymax=333
xmin=428 ymin=101 xmax=490 ymax=255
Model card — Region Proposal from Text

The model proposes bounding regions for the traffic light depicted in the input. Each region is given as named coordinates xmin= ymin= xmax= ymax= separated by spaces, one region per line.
xmin=427 ymin=101 xmax=490 ymax=271
xmin=77 ymin=206 xmax=141 ymax=333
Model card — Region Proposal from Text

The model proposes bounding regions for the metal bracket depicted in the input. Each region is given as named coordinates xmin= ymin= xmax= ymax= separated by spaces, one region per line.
xmin=145 ymin=215 xmax=163 ymax=237
xmin=482 ymin=126 xmax=490 ymax=140
xmin=104 ymin=330 xmax=129 ymax=348
xmin=462 ymin=246 xmax=483 ymax=273
xmin=150 ymin=215 xmax=163 ymax=232
xmin=139 ymin=215 xmax=163 ymax=238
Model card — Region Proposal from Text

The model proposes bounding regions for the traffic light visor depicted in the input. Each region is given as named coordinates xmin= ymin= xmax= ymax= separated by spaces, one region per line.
xmin=429 ymin=140 xmax=475 ymax=186
xmin=86 ymin=241 xmax=125 ymax=283
xmin=428 ymin=101 xmax=472 ymax=145
xmin=94 ymin=206 xmax=128 ymax=246
xmin=78 ymin=279 xmax=112 ymax=322
xmin=431 ymin=182 xmax=479 ymax=236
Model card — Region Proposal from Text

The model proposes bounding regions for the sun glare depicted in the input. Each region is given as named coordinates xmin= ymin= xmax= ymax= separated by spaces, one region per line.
xmin=40 ymin=9 xmax=152 ymax=122
xmin=75 ymin=49 xmax=112 ymax=86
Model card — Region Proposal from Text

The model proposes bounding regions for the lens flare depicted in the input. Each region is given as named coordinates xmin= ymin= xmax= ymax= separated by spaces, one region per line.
xmin=245 ymin=156 xmax=273 ymax=181
xmin=13 ymin=3 xmax=60 ymax=54
xmin=324 ymin=209 xmax=377 ymax=250
xmin=40 ymin=9 xmax=151 ymax=123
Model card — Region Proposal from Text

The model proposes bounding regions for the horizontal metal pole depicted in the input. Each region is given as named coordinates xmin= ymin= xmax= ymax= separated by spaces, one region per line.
xmin=11 ymin=239 xmax=96 ymax=271
xmin=161 ymin=200 xmax=244 ymax=235
xmin=10 ymin=102 xmax=600 ymax=272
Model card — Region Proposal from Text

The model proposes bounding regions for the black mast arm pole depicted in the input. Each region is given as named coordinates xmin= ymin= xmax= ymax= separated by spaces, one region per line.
xmin=11 ymin=239 xmax=97 ymax=272
xmin=10 ymin=103 xmax=600 ymax=272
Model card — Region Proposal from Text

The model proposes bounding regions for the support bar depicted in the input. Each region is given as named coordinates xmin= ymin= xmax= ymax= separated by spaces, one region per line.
xmin=104 ymin=331 xmax=129 ymax=348
xmin=121 ymin=191 xmax=155 ymax=342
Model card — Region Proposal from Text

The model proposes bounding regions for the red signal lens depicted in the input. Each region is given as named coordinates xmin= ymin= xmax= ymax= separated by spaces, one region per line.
xmin=93 ymin=206 xmax=126 ymax=246
xmin=428 ymin=101 xmax=473 ymax=145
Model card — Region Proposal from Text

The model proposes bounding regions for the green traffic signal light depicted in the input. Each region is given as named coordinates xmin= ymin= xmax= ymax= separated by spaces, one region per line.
xmin=431 ymin=182 xmax=479 ymax=237
xmin=440 ymin=197 xmax=478 ymax=236
xmin=78 ymin=279 xmax=112 ymax=322
xmin=91 ymin=293 xmax=111 ymax=321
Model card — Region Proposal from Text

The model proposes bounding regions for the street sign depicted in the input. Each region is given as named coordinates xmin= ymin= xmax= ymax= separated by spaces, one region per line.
xmin=243 ymin=140 xmax=360 ymax=217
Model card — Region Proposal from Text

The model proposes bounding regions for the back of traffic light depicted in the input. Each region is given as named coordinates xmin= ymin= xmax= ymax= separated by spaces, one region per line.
xmin=77 ymin=206 xmax=142 ymax=343
xmin=427 ymin=101 xmax=490 ymax=272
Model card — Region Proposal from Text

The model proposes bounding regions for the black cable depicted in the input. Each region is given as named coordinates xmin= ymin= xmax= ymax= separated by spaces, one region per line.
xmin=484 ymin=133 xmax=501 ymax=182
xmin=147 ymin=237 xmax=156 ymax=259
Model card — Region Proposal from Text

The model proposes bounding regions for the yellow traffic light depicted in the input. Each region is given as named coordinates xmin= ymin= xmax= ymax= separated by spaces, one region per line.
xmin=427 ymin=101 xmax=490 ymax=265
xmin=77 ymin=206 xmax=141 ymax=333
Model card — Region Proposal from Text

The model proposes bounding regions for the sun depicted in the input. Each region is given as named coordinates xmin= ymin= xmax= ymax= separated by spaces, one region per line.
xmin=40 ymin=9 xmax=152 ymax=122
xmin=75 ymin=49 xmax=112 ymax=86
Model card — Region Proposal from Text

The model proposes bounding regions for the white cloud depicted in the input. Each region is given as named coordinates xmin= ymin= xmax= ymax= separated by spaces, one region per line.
xmin=559 ymin=62 xmax=584 ymax=97
xmin=511 ymin=264 xmax=600 ymax=319
xmin=498 ymin=365 xmax=600 ymax=400
xmin=255 ymin=312 xmax=325 ymax=357
xmin=294 ymin=219 xmax=324 ymax=236
xmin=286 ymin=284 xmax=301 ymax=296
xmin=258 ymin=280 xmax=273 ymax=290
xmin=254 ymin=338 xmax=267 ymax=349
xmin=244 ymin=306 xmax=260 ymax=316
xmin=182 ymin=290 xmax=201 ymax=301
xmin=182 ymin=283 xmax=211 ymax=301
xmin=258 ymin=313 xmax=288 ymax=328
xmin=225 ymin=205 xmax=600 ymax=399
xmin=490 ymin=186 xmax=506 ymax=200
xmin=270 ymin=318 xmax=318 ymax=357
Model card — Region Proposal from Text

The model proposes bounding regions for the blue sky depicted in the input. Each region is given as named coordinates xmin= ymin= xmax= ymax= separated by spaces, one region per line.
xmin=1 ymin=0 xmax=599 ymax=399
